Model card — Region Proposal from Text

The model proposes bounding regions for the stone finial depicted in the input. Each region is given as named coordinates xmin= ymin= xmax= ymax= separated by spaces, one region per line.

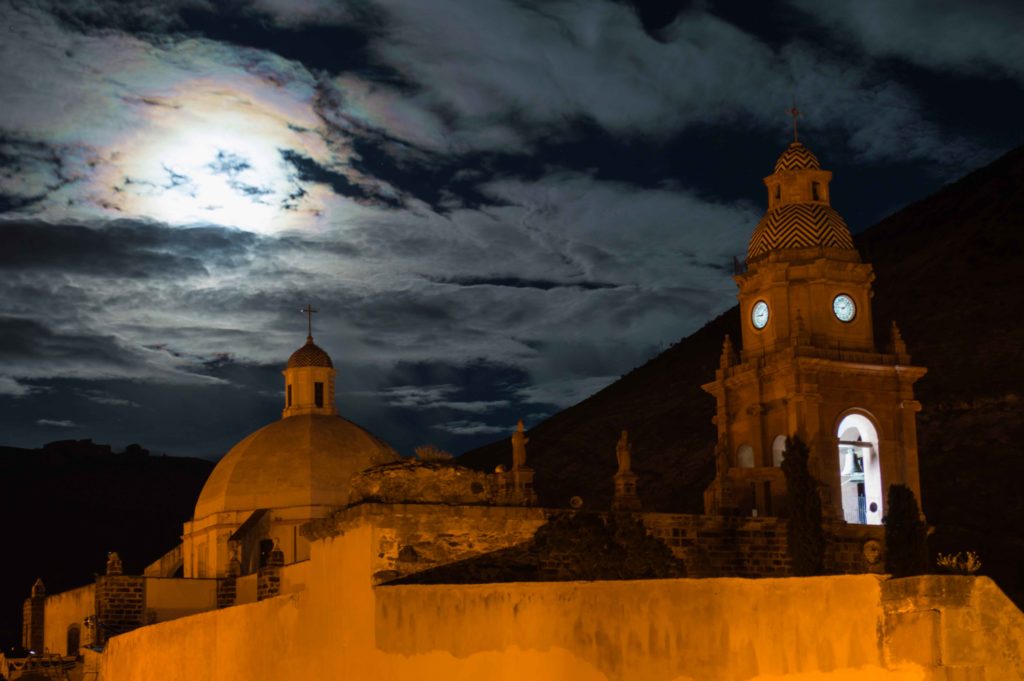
xmin=720 ymin=335 xmax=737 ymax=369
xmin=615 ymin=430 xmax=632 ymax=474
xmin=106 ymin=551 xmax=123 ymax=576
xmin=30 ymin=578 xmax=45 ymax=598
xmin=888 ymin=320 xmax=908 ymax=358
xmin=511 ymin=419 xmax=528 ymax=470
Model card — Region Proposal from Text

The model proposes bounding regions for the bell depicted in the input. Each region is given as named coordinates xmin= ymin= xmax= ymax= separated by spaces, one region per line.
xmin=840 ymin=447 xmax=857 ymax=476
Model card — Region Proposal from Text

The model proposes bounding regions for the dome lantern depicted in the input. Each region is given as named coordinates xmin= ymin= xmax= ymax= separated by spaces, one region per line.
xmin=747 ymin=112 xmax=855 ymax=261
xmin=282 ymin=304 xmax=337 ymax=418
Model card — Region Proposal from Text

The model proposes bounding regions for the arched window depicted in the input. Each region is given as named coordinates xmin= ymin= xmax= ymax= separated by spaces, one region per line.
xmin=772 ymin=435 xmax=787 ymax=467
xmin=811 ymin=181 xmax=821 ymax=201
xmin=837 ymin=412 xmax=882 ymax=525
xmin=736 ymin=444 xmax=755 ymax=468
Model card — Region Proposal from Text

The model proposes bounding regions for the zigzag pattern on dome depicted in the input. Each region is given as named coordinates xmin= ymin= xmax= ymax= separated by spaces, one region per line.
xmin=748 ymin=203 xmax=854 ymax=260
xmin=773 ymin=142 xmax=821 ymax=172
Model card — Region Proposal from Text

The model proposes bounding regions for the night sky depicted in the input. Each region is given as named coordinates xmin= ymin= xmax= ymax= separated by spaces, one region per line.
xmin=1 ymin=0 xmax=1022 ymax=459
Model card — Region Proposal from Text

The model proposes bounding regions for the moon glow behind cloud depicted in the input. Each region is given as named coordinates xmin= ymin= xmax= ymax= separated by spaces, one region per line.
xmin=0 ymin=0 xmax=1021 ymax=458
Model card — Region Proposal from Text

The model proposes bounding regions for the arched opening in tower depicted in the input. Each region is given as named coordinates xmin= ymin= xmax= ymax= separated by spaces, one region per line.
xmin=836 ymin=413 xmax=883 ymax=525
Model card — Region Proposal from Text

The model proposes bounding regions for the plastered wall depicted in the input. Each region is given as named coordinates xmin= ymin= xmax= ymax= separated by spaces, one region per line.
xmin=43 ymin=583 xmax=94 ymax=655
xmin=100 ymin=519 xmax=1024 ymax=681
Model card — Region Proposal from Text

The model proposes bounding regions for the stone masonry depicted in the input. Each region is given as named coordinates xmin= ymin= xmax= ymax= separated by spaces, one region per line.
xmin=257 ymin=547 xmax=284 ymax=601
xmin=94 ymin=553 xmax=145 ymax=645
xmin=642 ymin=513 xmax=884 ymax=577
xmin=21 ymin=578 xmax=45 ymax=651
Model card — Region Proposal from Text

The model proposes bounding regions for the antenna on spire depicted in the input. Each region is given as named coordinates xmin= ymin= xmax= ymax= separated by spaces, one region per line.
xmin=787 ymin=101 xmax=802 ymax=143
xmin=301 ymin=303 xmax=318 ymax=338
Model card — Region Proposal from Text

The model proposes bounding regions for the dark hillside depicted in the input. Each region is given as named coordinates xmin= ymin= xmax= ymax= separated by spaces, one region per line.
xmin=0 ymin=441 xmax=213 ymax=649
xmin=460 ymin=144 xmax=1024 ymax=601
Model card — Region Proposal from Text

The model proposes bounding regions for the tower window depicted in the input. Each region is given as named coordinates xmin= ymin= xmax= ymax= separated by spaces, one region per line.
xmin=811 ymin=182 xmax=821 ymax=201
xmin=774 ymin=185 xmax=781 ymax=202
xmin=287 ymin=384 xmax=292 ymax=407
xmin=314 ymin=382 xmax=324 ymax=407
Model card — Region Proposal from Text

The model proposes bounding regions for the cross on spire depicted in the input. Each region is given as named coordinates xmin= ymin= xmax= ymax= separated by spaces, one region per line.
xmin=301 ymin=303 xmax=317 ymax=338
xmin=788 ymin=103 xmax=802 ymax=142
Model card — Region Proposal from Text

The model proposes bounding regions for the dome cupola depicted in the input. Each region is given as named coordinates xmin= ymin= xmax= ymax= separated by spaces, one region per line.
xmin=748 ymin=116 xmax=855 ymax=261
xmin=282 ymin=305 xmax=337 ymax=418
xmin=287 ymin=336 xmax=333 ymax=369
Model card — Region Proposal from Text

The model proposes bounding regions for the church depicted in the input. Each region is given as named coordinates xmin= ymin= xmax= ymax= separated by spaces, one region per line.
xmin=10 ymin=138 xmax=1024 ymax=681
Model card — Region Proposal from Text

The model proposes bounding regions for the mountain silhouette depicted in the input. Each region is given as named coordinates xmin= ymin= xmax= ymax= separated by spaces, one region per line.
xmin=0 ymin=441 xmax=213 ymax=649
xmin=460 ymin=143 xmax=1024 ymax=603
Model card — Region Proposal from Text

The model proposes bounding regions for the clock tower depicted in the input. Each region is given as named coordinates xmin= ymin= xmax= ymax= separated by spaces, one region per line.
xmin=702 ymin=135 xmax=927 ymax=525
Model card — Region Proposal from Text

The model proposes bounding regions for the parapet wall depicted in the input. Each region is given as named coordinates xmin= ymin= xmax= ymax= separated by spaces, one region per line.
xmin=99 ymin=520 xmax=1024 ymax=681
xmin=43 ymin=583 xmax=94 ymax=655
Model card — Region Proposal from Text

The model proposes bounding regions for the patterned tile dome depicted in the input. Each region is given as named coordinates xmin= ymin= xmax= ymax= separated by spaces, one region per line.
xmin=773 ymin=142 xmax=821 ymax=172
xmin=287 ymin=336 xmax=333 ymax=368
xmin=748 ymin=203 xmax=854 ymax=260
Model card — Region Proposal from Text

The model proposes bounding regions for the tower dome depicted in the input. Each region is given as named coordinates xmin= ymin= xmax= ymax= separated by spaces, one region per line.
xmin=287 ymin=336 xmax=333 ymax=368
xmin=773 ymin=141 xmax=820 ymax=172
xmin=748 ymin=138 xmax=855 ymax=261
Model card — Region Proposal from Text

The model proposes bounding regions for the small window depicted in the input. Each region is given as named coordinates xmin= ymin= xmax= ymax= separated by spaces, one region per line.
xmin=286 ymin=384 xmax=292 ymax=407
xmin=763 ymin=481 xmax=774 ymax=517
xmin=314 ymin=382 xmax=324 ymax=407
xmin=811 ymin=182 xmax=820 ymax=201
xmin=259 ymin=539 xmax=274 ymax=568
xmin=772 ymin=435 xmax=787 ymax=467
xmin=737 ymin=444 xmax=755 ymax=468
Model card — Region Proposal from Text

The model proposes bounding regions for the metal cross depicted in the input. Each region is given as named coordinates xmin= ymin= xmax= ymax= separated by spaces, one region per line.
xmin=788 ymin=104 xmax=801 ymax=142
xmin=301 ymin=303 xmax=318 ymax=337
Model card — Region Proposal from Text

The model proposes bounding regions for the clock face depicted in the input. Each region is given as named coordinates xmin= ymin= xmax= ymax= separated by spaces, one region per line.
xmin=751 ymin=300 xmax=769 ymax=329
xmin=833 ymin=294 xmax=856 ymax=322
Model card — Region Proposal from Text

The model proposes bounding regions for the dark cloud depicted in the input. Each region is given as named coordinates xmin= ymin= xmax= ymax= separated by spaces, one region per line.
xmin=788 ymin=0 xmax=1024 ymax=82
xmin=0 ymin=218 xmax=257 ymax=277
xmin=0 ymin=316 xmax=141 ymax=373
xmin=432 ymin=276 xmax=619 ymax=291
xmin=280 ymin=149 xmax=400 ymax=207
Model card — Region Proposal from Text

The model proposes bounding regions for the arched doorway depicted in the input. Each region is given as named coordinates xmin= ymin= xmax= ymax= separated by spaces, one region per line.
xmin=67 ymin=624 xmax=80 ymax=656
xmin=836 ymin=413 xmax=882 ymax=525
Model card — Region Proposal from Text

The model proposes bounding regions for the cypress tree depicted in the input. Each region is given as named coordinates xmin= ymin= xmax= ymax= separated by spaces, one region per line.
xmin=781 ymin=435 xmax=826 ymax=576
xmin=884 ymin=484 xmax=929 ymax=577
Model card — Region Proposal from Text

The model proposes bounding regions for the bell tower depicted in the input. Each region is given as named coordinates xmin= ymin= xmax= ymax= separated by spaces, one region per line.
xmin=702 ymin=126 xmax=926 ymax=525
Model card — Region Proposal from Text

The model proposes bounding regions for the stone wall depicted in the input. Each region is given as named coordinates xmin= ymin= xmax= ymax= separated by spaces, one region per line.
xmin=43 ymin=583 xmax=94 ymax=655
xmin=313 ymin=503 xmax=547 ymax=584
xmin=94 ymin=575 xmax=145 ymax=644
xmin=99 ymin=522 xmax=1024 ymax=681
xmin=21 ymin=586 xmax=44 ymax=652
xmin=642 ymin=513 xmax=884 ymax=577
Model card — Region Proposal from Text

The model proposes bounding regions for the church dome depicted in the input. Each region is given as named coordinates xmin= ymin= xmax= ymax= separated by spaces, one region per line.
xmin=193 ymin=413 xmax=399 ymax=519
xmin=287 ymin=336 xmax=333 ymax=368
xmin=748 ymin=203 xmax=854 ymax=260
xmin=773 ymin=142 xmax=820 ymax=172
